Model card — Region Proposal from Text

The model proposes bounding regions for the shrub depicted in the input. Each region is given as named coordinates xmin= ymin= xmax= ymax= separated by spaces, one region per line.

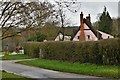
xmin=23 ymin=38 xmax=120 ymax=65
xmin=37 ymin=34 xmax=47 ymax=42
xmin=23 ymin=42 xmax=40 ymax=58
xmin=27 ymin=36 xmax=37 ymax=41
xmin=99 ymin=39 xmax=120 ymax=65
xmin=27 ymin=33 xmax=46 ymax=42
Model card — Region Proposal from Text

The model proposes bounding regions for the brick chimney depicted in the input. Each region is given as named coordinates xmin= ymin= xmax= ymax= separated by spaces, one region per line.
xmin=80 ymin=12 xmax=83 ymax=25
xmin=79 ymin=12 xmax=85 ymax=41
xmin=86 ymin=14 xmax=91 ymax=22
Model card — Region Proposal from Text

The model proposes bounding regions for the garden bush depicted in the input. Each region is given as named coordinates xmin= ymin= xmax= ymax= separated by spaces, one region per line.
xmin=23 ymin=38 xmax=120 ymax=65
xmin=99 ymin=39 xmax=120 ymax=65
xmin=23 ymin=42 xmax=40 ymax=58
xmin=27 ymin=33 xmax=46 ymax=42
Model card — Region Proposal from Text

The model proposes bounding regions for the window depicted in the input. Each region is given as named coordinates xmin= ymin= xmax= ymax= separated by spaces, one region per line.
xmin=78 ymin=36 xmax=80 ymax=39
xmin=87 ymin=35 xmax=90 ymax=39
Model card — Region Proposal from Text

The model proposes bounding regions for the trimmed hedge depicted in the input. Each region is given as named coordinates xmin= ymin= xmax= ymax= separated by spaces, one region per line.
xmin=23 ymin=38 xmax=120 ymax=65
xmin=27 ymin=33 xmax=47 ymax=42
xmin=23 ymin=42 xmax=40 ymax=58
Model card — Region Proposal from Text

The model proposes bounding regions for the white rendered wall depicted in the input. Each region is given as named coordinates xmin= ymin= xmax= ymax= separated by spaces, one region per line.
xmin=98 ymin=31 xmax=114 ymax=39
xmin=84 ymin=24 xmax=98 ymax=41
xmin=73 ymin=23 xmax=98 ymax=41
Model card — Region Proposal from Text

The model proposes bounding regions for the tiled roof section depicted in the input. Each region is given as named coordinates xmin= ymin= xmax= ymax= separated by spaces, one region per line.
xmin=83 ymin=18 xmax=102 ymax=39
xmin=57 ymin=26 xmax=79 ymax=40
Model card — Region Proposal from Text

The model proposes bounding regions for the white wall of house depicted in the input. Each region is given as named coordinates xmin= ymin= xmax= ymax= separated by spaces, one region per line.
xmin=84 ymin=30 xmax=98 ymax=41
xmin=55 ymin=33 xmax=63 ymax=41
xmin=98 ymin=31 xmax=114 ymax=39
xmin=84 ymin=24 xmax=98 ymax=41
xmin=73 ymin=31 xmax=80 ymax=41
xmin=64 ymin=36 xmax=71 ymax=41
xmin=73 ymin=23 xmax=114 ymax=41
xmin=55 ymin=33 xmax=71 ymax=41
xmin=73 ymin=23 xmax=98 ymax=41
xmin=55 ymin=24 xmax=114 ymax=42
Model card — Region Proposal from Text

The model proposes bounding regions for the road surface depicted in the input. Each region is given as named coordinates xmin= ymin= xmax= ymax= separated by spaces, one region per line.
xmin=0 ymin=59 xmax=115 ymax=80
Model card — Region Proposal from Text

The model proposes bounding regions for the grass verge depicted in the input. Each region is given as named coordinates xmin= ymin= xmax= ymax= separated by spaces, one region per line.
xmin=1 ymin=54 xmax=32 ymax=60
xmin=1 ymin=70 xmax=35 ymax=80
xmin=17 ymin=59 xmax=119 ymax=79
xmin=0 ymin=52 xmax=9 ymax=55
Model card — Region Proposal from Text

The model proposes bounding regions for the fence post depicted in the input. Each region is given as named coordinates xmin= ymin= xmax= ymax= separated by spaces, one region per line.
xmin=39 ymin=48 xmax=43 ymax=59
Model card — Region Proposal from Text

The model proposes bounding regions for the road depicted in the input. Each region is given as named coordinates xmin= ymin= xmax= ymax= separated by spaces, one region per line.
xmin=0 ymin=59 xmax=115 ymax=80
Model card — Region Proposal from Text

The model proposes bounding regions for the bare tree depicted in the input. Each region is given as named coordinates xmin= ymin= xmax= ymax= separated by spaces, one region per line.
xmin=0 ymin=1 xmax=54 ymax=39
xmin=52 ymin=0 xmax=81 ymax=41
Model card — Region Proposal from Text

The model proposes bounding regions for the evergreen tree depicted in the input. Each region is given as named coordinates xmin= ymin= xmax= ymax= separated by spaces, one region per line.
xmin=98 ymin=6 xmax=112 ymax=34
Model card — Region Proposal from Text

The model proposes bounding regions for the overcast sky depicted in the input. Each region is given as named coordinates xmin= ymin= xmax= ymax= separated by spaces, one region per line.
xmin=0 ymin=0 xmax=119 ymax=26
xmin=66 ymin=2 xmax=119 ymax=26
xmin=49 ymin=0 xmax=119 ymax=26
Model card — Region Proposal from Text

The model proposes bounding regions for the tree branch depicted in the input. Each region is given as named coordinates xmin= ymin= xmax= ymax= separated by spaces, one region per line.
xmin=1 ymin=3 xmax=17 ymax=28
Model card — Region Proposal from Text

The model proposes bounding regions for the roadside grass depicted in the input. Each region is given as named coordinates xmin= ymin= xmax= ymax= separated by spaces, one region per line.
xmin=1 ymin=70 xmax=35 ymax=80
xmin=0 ymin=52 xmax=3 ymax=54
xmin=0 ymin=52 xmax=9 ymax=55
xmin=1 ymin=54 xmax=32 ymax=60
xmin=17 ymin=59 xmax=120 ymax=79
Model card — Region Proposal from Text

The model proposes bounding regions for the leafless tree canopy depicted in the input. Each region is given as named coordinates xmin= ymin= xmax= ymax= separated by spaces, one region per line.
xmin=0 ymin=0 xmax=81 ymax=40
xmin=0 ymin=1 xmax=54 ymax=39
xmin=52 ymin=0 xmax=81 ymax=41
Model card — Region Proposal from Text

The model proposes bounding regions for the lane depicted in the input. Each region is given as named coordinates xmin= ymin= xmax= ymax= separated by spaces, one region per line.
xmin=0 ymin=60 xmax=113 ymax=79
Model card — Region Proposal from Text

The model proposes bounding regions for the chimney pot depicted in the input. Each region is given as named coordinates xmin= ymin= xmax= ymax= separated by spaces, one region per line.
xmin=86 ymin=14 xmax=91 ymax=22
xmin=81 ymin=12 xmax=83 ymax=14
xmin=88 ymin=14 xmax=90 ymax=17
xmin=89 ymin=14 xmax=91 ymax=22
xmin=80 ymin=12 xmax=83 ymax=25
